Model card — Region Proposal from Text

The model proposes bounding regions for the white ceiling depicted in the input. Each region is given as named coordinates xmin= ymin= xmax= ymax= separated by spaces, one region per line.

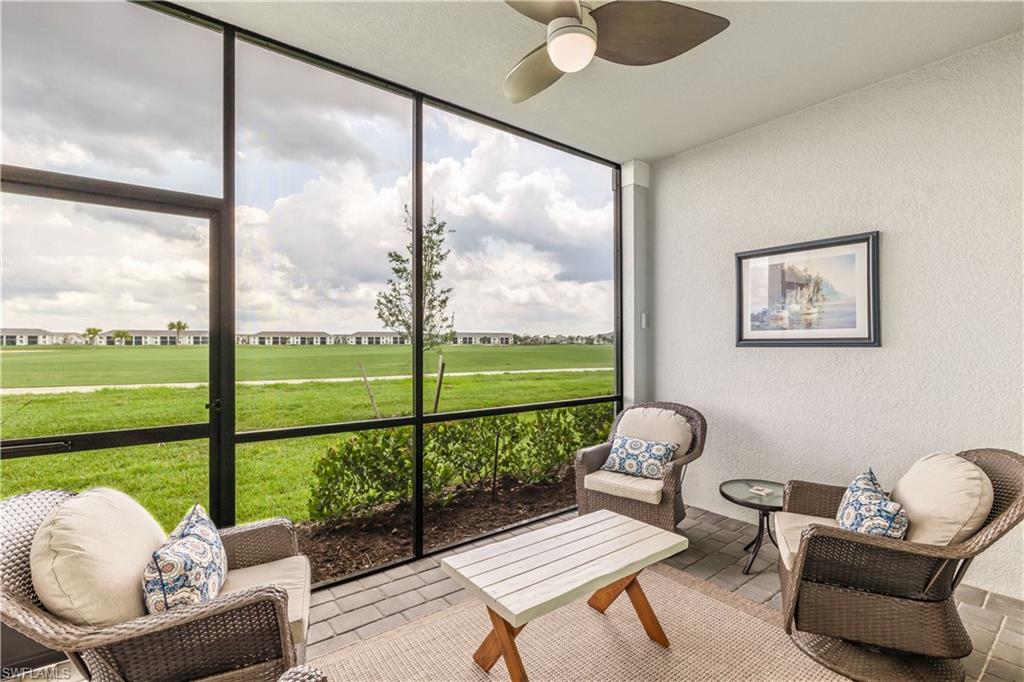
xmin=181 ymin=1 xmax=1022 ymax=163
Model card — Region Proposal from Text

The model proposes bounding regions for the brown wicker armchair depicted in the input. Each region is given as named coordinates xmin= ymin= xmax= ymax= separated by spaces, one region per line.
xmin=778 ymin=448 xmax=1024 ymax=682
xmin=1 ymin=490 xmax=308 ymax=681
xmin=575 ymin=402 xmax=707 ymax=531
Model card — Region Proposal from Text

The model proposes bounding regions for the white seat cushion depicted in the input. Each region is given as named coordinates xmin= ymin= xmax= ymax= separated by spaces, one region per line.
xmin=616 ymin=407 xmax=692 ymax=458
xmin=31 ymin=488 xmax=167 ymax=626
xmin=584 ymin=470 xmax=663 ymax=505
xmin=221 ymin=555 xmax=311 ymax=644
xmin=891 ymin=453 xmax=994 ymax=546
xmin=775 ymin=511 xmax=840 ymax=570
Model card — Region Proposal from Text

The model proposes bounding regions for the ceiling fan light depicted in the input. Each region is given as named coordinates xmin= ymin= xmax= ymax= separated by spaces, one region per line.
xmin=546 ymin=15 xmax=597 ymax=73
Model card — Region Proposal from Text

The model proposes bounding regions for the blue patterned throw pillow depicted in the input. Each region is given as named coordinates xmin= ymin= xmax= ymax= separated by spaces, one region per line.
xmin=836 ymin=470 xmax=909 ymax=539
xmin=601 ymin=434 xmax=680 ymax=480
xmin=143 ymin=504 xmax=228 ymax=614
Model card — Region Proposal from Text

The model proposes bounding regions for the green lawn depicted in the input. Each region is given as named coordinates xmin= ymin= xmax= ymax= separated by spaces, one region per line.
xmin=0 ymin=343 xmax=613 ymax=387
xmin=0 ymin=344 xmax=615 ymax=530
xmin=0 ymin=376 xmax=614 ymax=530
xmin=0 ymin=370 xmax=614 ymax=438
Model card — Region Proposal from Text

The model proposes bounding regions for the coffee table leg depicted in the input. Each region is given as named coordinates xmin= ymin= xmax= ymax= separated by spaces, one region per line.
xmin=624 ymin=579 xmax=670 ymax=647
xmin=587 ymin=572 xmax=637 ymax=613
xmin=478 ymin=607 xmax=528 ymax=682
xmin=587 ymin=571 xmax=671 ymax=648
xmin=473 ymin=617 xmax=525 ymax=672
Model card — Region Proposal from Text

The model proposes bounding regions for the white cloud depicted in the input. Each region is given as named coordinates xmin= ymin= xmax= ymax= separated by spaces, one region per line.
xmin=1 ymin=195 xmax=209 ymax=331
xmin=1 ymin=5 xmax=614 ymax=337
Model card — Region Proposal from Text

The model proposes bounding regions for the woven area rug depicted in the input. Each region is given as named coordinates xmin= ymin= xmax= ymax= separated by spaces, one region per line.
xmin=309 ymin=564 xmax=844 ymax=681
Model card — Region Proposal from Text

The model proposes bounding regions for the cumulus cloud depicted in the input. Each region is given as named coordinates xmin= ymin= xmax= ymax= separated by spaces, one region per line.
xmin=1 ymin=3 xmax=614 ymax=337
xmin=1 ymin=196 xmax=209 ymax=331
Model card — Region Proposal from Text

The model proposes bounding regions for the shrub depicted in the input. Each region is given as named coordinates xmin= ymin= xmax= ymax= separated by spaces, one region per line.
xmin=572 ymin=402 xmax=615 ymax=447
xmin=308 ymin=427 xmax=412 ymax=522
xmin=309 ymin=403 xmax=617 ymax=524
xmin=506 ymin=408 xmax=577 ymax=484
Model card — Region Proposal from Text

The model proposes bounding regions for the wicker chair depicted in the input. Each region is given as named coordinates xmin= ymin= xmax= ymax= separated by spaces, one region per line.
xmin=1 ymin=490 xmax=308 ymax=681
xmin=778 ymin=448 xmax=1024 ymax=682
xmin=575 ymin=402 xmax=707 ymax=531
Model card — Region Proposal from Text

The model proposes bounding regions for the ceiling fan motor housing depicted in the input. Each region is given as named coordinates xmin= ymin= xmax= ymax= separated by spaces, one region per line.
xmin=546 ymin=11 xmax=598 ymax=73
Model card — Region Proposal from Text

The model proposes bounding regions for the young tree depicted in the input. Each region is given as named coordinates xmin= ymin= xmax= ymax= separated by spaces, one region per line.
xmin=167 ymin=320 xmax=189 ymax=343
xmin=111 ymin=330 xmax=131 ymax=346
xmin=375 ymin=206 xmax=455 ymax=350
xmin=84 ymin=327 xmax=102 ymax=346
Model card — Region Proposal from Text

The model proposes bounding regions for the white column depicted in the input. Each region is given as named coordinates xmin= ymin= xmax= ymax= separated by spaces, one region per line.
xmin=621 ymin=160 xmax=650 ymax=406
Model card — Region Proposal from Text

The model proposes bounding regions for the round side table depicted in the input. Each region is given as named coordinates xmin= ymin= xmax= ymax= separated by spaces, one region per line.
xmin=718 ymin=479 xmax=784 ymax=574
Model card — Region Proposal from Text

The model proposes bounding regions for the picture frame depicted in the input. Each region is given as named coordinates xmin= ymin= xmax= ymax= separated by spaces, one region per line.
xmin=735 ymin=231 xmax=880 ymax=347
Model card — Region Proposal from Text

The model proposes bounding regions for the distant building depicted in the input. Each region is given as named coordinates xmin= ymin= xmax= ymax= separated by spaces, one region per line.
xmin=0 ymin=328 xmax=70 ymax=346
xmin=242 ymin=331 xmax=333 ymax=346
xmin=515 ymin=332 xmax=613 ymax=345
xmin=348 ymin=331 xmax=407 ymax=345
xmin=98 ymin=330 xmax=209 ymax=346
xmin=452 ymin=332 xmax=514 ymax=346
xmin=0 ymin=326 xmax=608 ymax=348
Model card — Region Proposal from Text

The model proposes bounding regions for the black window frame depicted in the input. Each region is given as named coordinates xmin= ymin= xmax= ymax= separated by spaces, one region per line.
xmin=0 ymin=0 xmax=623 ymax=588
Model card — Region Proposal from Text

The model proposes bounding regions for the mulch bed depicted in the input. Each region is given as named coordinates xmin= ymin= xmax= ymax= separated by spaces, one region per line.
xmin=297 ymin=472 xmax=576 ymax=583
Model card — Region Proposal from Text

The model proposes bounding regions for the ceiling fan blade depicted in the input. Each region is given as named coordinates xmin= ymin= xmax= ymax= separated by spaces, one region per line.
xmin=591 ymin=1 xmax=729 ymax=66
xmin=505 ymin=0 xmax=581 ymax=24
xmin=503 ymin=44 xmax=564 ymax=103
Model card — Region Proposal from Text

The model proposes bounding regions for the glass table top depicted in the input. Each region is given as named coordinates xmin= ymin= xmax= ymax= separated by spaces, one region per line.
xmin=719 ymin=478 xmax=784 ymax=510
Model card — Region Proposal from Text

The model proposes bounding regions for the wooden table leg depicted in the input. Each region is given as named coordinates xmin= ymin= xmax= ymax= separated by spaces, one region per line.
xmin=473 ymin=615 xmax=525 ymax=672
xmin=625 ymin=578 xmax=670 ymax=647
xmin=587 ymin=572 xmax=638 ymax=613
xmin=587 ymin=570 xmax=671 ymax=648
xmin=475 ymin=608 xmax=528 ymax=682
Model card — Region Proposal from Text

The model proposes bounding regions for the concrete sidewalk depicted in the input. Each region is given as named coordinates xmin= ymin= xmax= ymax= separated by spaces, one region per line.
xmin=0 ymin=366 xmax=613 ymax=395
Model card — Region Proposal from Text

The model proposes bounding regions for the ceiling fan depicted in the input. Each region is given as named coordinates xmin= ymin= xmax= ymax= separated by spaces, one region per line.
xmin=503 ymin=0 xmax=729 ymax=103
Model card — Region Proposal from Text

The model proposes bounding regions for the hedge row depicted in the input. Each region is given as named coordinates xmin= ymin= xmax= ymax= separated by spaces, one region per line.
xmin=309 ymin=403 xmax=614 ymax=522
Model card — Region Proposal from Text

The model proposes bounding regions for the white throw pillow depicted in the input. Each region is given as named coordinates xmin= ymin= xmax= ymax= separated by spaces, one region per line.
xmin=890 ymin=453 xmax=994 ymax=546
xmin=615 ymin=407 xmax=693 ymax=457
xmin=31 ymin=488 xmax=167 ymax=626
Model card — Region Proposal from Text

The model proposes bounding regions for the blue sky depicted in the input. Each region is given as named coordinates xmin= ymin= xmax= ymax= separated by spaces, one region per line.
xmin=1 ymin=2 xmax=614 ymax=336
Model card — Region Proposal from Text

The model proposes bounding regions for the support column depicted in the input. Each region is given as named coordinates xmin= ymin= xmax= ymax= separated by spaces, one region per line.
xmin=621 ymin=160 xmax=650 ymax=406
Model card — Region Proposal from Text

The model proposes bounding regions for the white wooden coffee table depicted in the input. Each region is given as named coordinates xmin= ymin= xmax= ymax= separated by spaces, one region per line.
xmin=440 ymin=509 xmax=689 ymax=682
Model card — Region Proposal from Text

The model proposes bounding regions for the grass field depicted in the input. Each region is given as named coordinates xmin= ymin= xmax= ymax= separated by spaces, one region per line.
xmin=0 ymin=370 xmax=614 ymax=437
xmin=0 ymin=344 xmax=615 ymax=530
xmin=0 ymin=343 xmax=614 ymax=387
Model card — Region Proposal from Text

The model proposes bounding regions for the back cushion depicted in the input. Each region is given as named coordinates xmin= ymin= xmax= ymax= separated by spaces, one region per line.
xmin=891 ymin=453 xmax=994 ymax=546
xmin=615 ymin=407 xmax=693 ymax=457
xmin=31 ymin=488 xmax=166 ymax=626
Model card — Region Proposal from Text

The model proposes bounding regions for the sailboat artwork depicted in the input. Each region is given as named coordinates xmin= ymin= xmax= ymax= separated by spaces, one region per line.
xmin=736 ymin=232 xmax=880 ymax=347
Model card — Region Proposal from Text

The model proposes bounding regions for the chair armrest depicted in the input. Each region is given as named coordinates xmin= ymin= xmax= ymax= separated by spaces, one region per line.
xmin=575 ymin=443 xmax=612 ymax=475
xmin=661 ymin=460 xmax=685 ymax=497
xmin=2 ymin=585 xmax=294 ymax=657
xmin=783 ymin=480 xmax=847 ymax=517
xmin=279 ymin=665 xmax=328 ymax=682
xmin=792 ymin=524 xmax=968 ymax=600
xmin=221 ymin=518 xmax=299 ymax=569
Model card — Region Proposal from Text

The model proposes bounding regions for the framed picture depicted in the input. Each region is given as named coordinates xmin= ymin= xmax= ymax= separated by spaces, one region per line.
xmin=736 ymin=231 xmax=880 ymax=347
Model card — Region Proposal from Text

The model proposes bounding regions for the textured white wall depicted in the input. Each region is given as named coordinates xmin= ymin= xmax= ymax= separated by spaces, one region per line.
xmin=649 ymin=33 xmax=1023 ymax=596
